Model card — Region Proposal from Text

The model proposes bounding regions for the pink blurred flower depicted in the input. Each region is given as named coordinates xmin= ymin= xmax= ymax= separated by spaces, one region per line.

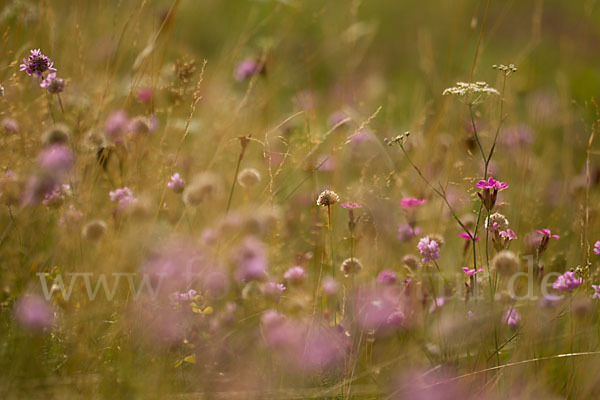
xmin=536 ymin=229 xmax=560 ymax=240
xmin=592 ymin=285 xmax=600 ymax=300
xmin=14 ymin=294 xmax=54 ymax=332
xmin=109 ymin=186 xmax=137 ymax=210
xmin=340 ymin=202 xmax=361 ymax=209
xmin=553 ymin=271 xmax=582 ymax=292
xmin=400 ymin=197 xmax=427 ymax=209
xmin=398 ymin=224 xmax=421 ymax=242
xmin=458 ymin=232 xmax=479 ymax=241
xmin=234 ymin=236 xmax=268 ymax=282
xmin=417 ymin=236 xmax=440 ymax=264
xmin=377 ymin=270 xmax=397 ymax=285
xmin=283 ymin=266 xmax=306 ymax=285
xmin=462 ymin=267 xmax=484 ymax=276
xmin=503 ymin=307 xmax=520 ymax=329
xmin=38 ymin=144 xmax=73 ymax=174
xmin=167 ymin=173 xmax=185 ymax=193
xmin=104 ymin=110 xmax=129 ymax=143
xmin=476 ymin=177 xmax=509 ymax=190
xmin=594 ymin=241 xmax=600 ymax=255
xmin=321 ymin=277 xmax=339 ymax=296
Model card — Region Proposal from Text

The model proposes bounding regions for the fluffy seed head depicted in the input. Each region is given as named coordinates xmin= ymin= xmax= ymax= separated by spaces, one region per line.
xmin=182 ymin=172 xmax=223 ymax=207
xmin=316 ymin=189 xmax=339 ymax=207
xmin=340 ymin=257 xmax=363 ymax=277
xmin=237 ymin=168 xmax=261 ymax=188
xmin=491 ymin=250 xmax=519 ymax=275
xmin=42 ymin=124 xmax=71 ymax=146
xmin=82 ymin=220 xmax=107 ymax=241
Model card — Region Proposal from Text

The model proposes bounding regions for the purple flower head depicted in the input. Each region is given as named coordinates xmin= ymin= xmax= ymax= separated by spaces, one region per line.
xmin=321 ymin=276 xmax=339 ymax=296
xmin=476 ymin=177 xmax=508 ymax=211
xmin=458 ymin=232 xmax=479 ymax=241
xmin=14 ymin=294 xmax=54 ymax=332
xmin=594 ymin=241 xmax=600 ymax=255
xmin=283 ymin=266 xmax=306 ymax=285
xmin=109 ymin=187 xmax=138 ymax=210
xmin=340 ymin=202 xmax=361 ymax=209
xmin=377 ymin=270 xmax=397 ymax=285
xmin=234 ymin=236 xmax=268 ymax=282
xmin=38 ymin=144 xmax=73 ymax=174
xmin=462 ymin=267 xmax=484 ymax=276
xmin=592 ymin=285 xmax=600 ymax=300
xmin=397 ymin=224 xmax=421 ymax=242
xmin=503 ymin=307 xmax=520 ymax=329
xmin=262 ymin=281 xmax=286 ymax=302
xmin=42 ymin=184 xmax=70 ymax=208
xmin=234 ymin=59 xmax=260 ymax=82
xmin=20 ymin=49 xmax=56 ymax=78
xmin=2 ymin=118 xmax=19 ymax=134
xmin=417 ymin=236 xmax=440 ymax=264
xmin=169 ymin=289 xmax=197 ymax=305
xmin=167 ymin=173 xmax=185 ymax=193
xmin=136 ymin=87 xmax=153 ymax=103
xmin=40 ymin=73 xmax=64 ymax=93
xmin=553 ymin=271 xmax=583 ymax=292
xmin=400 ymin=197 xmax=427 ymax=209
xmin=104 ymin=110 xmax=129 ymax=143
xmin=354 ymin=287 xmax=400 ymax=332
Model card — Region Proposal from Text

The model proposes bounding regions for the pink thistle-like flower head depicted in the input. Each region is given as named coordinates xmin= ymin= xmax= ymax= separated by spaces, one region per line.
xmin=234 ymin=59 xmax=261 ymax=82
xmin=400 ymin=197 xmax=427 ymax=209
xmin=552 ymin=271 xmax=583 ymax=292
xmin=592 ymin=285 xmax=600 ymax=300
xmin=283 ymin=266 xmax=306 ymax=285
xmin=377 ymin=270 xmax=397 ymax=285
xmin=167 ymin=173 xmax=185 ymax=193
xmin=321 ymin=277 xmax=339 ymax=296
xmin=20 ymin=49 xmax=56 ymax=78
xmin=500 ymin=229 xmax=518 ymax=240
xmin=109 ymin=187 xmax=137 ymax=210
xmin=14 ymin=294 xmax=54 ymax=332
xmin=38 ymin=144 xmax=73 ymax=174
xmin=40 ymin=73 xmax=64 ymax=93
xmin=417 ymin=236 xmax=440 ymax=264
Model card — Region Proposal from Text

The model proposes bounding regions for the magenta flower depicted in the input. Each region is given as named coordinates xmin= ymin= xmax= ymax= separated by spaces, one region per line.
xmin=340 ymin=202 xmax=361 ymax=209
xmin=377 ymin=270 xmax=397 ymax=285
xmin=136 ymin=87 xmax=153 ymax=103
xmin=476 ymin=176 xmax=508 ymax=211
xmin=167 ymin=173 xmax=185 ymax=193
xmin=321 ymin=277 xmax=339 ymax=296
xmin=462 ymin=267 xmax=484 ymax=276
xmin=476 ymin=177 xmax=509 ymax=190
xmin=553 ymin=271 xmax=583 ymax=292
xmin=20 ymin=49 xmax=56 ymax=78
xmin=458 ymin=232 xmax=479 ymax=241
xmin=592 ymin=285 xmax=600 ymax=300
xmin=594 ymin=241 xmax=600 ymax=255
xmin=262 ymin=281 xmax=286 ymax=302
xmin=500 ymin=229 xmax=517 ymax=240
xmin=104 ymin=110 xmax=129 ymax=143
xmin=502 ymin=307 xmax=520 ymax=329
xmin=14 ymin=294 xmax=54 ymax=332
xmin=38 ymin=144 xmax=73 ymax=174
xmin=536 ymin=229 xmax=560 ymax=240
xmin=283 ymin=266 xmax=306 ymax=284
xmin=40 ymin=72 xmax=64 ymax=93
xmin=234 ymin=236 xmax=268 ymax=282
xmin=400 ymin=197 xmax=427 ymax=209
xmin=109 ymin=187 xmax=137 ymax=210
xmin=234 ymin=59 xmax=260 ymax=81
xmin=417 ymin=236 xmax=440 ymax=264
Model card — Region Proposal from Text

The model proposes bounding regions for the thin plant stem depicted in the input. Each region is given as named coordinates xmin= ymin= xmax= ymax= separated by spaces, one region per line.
xmin=327 ymin=204 xmax=336 ymax=326
xmin=226 ymin=154 xmax=243 ymax=214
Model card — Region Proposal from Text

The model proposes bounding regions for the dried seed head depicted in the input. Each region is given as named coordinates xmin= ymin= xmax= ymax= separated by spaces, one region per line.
xmin=316 ymin=189 xmax=339 ymax=207
xmin=42 ymin=124 xmax=71 ymax=146
xmin=491 ymin=250 xmax=519 ymax=276
xmin=82 ymin=220 xmax=107 ymax=242
xmin=486 ymin=212 xmax=509 ymax=231
xmin=237 ymin=168 xmax=261 ymax=188
xmin=402 ymin=254 xmax=420 ymax=269
xmin=340 ymin=257 xmax=363 ymax=277
xmin=183 ymin=172 xmax=223 ymax=207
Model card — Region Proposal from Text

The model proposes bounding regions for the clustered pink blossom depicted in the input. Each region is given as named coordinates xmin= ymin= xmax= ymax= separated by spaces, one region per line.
xmin=167 ymin=173 xmax=185 ymax=193
xmin=377 ymin=270 xmax=397 ymax=285
xmin=552 ymin=271 xmax=583 ymax=292
xmin=592 ymin=285 xmax=600 ymax=300
xmin=462 ymin=267 xmax=484 ymax=276
xmin=398 ymin=224 xmax=421 ymax=242
xmin=283 ymin=266 xmax=306 ymax=284
xmin=417 ymin=236 xmax=440 ymax=264
xmin=109 ymin=187 xmax=137 ymax=210
xmin=594 ymin=241 xmax=600 ymax=255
